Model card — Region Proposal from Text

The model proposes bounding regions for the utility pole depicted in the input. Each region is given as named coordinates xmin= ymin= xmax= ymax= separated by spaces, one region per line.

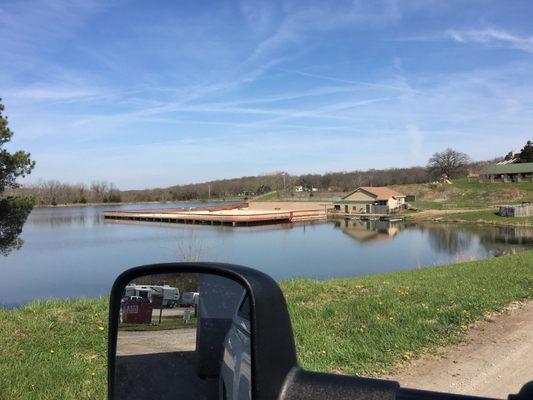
xmin=208 ymin=184 xmax=211 ymax=199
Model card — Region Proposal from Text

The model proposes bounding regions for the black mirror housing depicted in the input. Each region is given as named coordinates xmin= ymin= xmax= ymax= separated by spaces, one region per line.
xmin=108 ymin=262 xmax=298 ymax=400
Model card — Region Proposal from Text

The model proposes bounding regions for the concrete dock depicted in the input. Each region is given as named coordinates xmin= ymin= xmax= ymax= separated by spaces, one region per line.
xmin=104 ymin=202 xmax=331 ymax=227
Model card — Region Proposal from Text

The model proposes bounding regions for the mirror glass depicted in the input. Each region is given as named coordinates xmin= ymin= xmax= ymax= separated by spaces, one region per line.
xmin=113 ymin=272 xmax=252 ymax=400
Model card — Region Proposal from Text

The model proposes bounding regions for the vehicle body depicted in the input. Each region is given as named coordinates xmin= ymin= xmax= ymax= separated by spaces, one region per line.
xmin=124 ymin=284 xmax=180 ymax=307
xmin=220 ymin=294 xmax=252 ymax=400
xmin=181 ymin=291 xmax=199 ymax=306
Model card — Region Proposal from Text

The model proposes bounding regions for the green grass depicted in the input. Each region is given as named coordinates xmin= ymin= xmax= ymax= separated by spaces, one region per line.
xmin=452 ymin=178 xmax=533 ymax=192
xmin=442 ymin=210 xmax=533 ymax=225
xmin=411 ymin=200 xmax=445 ymax=210
xmin=396 ymin=178 xmax=533 ymax=210
xmin=252 ymin=190 xmax=284 ymax=201
xmin=0 ymin=298 xmax=108 ymax=400
xmin=1 ymin=252 xmax=532 ymax=399
xmin=281 ymin=250 xmax=533 ymax=375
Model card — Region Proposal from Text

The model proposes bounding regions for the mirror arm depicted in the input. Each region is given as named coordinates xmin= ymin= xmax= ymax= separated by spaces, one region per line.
xmin=508 ymin=381 xmax=533 ymax=400
xmin=280 ymin=368 xmax=505 ymax=400
xmin=397 ymin=388 xmax=498 ymax=400
xmin=279 ymin=367 xmax=399 ymax=400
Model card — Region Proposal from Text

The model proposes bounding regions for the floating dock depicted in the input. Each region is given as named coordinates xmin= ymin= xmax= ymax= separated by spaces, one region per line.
xmin=348 ymin=214 xmax=405 ymax=222
xmin=104 ymin=202 xmax=330 ymax=227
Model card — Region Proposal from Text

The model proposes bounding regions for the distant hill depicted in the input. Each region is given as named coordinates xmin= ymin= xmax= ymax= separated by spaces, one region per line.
xmin=13 ymin=159 xmax=497 ymax=206
xmin=118 ymin=160 xmax=495 ymax=203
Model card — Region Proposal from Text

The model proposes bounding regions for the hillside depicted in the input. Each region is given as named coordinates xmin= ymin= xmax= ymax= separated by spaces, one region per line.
xmin=391 ymin=178 xmax=533 ymax=210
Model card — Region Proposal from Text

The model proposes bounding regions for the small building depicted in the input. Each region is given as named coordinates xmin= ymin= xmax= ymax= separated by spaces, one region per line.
xmin=498 ymin=204 xmax=533 ymax=217
xmin=333 ymin=187 xmax=406 ymax=215
xmin=479 ymin=163 xmax=533 ymax=183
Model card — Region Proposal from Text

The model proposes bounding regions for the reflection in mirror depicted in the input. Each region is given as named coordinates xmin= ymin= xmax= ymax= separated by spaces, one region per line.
xmin=114 ymin=272 xmax=252 ymax=400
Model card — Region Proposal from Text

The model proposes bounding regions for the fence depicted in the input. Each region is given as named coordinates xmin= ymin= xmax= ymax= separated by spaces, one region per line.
xmin=498 ymin=204 xmax=533 ymax=218
xmin=369 ymin=205 xmax=390 ymax=214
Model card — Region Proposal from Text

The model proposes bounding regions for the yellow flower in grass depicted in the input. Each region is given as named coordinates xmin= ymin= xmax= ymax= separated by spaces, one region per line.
xmin=402 ymin=354 xmax=412 ymax=361
xmin=97 ymin=325 xmax=105 ymax=331
xmin=459 ymin=324 xmax=468 ymax=331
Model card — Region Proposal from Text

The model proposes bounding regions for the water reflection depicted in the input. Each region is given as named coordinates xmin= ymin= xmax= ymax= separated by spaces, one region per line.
xmin=422 ymin=225 xmax=473 ymax=255
xmin=334 ymin=219 xmax=404 ymax=243
xmin=421 ymin=223 xmax=533 ymax=256
xmin=479 ymin=225 xmax=533 ymax=246
xmin=28 ymin=210 xmax=103 ymax=228
xmin=337 ymin=219 xmax=533 ymax=257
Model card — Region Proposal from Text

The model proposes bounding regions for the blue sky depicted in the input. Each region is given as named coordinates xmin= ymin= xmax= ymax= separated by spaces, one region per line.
xmin=1 ymin=0 xmax=532 ymax=189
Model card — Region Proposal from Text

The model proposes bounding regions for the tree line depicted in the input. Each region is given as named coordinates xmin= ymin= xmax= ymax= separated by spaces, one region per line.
xmin=9 ymin=180 xmax=122 ymax=206
xmin=12 ymin=154 xmax=493 ymax=206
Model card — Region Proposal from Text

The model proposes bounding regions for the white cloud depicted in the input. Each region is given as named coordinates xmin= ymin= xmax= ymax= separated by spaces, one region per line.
xmin=446 ymin=28 xmax=533 ymax=53
xmin=247 ymin=0 xmax=401 ymax=63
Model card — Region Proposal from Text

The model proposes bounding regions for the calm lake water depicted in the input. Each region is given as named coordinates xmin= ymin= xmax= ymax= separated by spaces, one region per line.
xmin=1 ymin=203 xmax=532 ymax=307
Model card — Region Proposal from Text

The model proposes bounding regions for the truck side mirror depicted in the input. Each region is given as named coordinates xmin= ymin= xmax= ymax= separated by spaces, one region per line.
xmin=108 ymin=262 xmax=298 ymax=400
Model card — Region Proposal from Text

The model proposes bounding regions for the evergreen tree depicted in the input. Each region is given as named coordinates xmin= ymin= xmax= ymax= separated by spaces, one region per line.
xmin=0 ymin=98 xmax=36 ymax=255
xmin=518 ymin=140 xmax=533 ymax=163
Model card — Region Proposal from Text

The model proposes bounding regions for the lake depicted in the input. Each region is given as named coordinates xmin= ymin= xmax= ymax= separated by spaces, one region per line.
xmin=1 ymin=203 xmax=532 ymax=307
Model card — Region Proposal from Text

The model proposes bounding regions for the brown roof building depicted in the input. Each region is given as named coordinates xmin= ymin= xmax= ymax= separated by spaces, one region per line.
xmin=333 ymin=186 xmax=406 ymax=215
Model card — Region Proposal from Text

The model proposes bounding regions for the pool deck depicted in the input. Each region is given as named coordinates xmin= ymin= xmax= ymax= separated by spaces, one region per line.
xmin=103 ymin=202 xmax=329 ymax=226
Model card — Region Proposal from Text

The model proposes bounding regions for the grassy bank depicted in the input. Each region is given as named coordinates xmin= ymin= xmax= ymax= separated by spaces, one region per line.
xmin=1 ymin=252 xmax=532 ymax=399
xmin=395 ymin=178 xmax=533 ymax=210
xmin=0 ymin=298 xmax=108 ymax=400
xmin=440 ymin=210 xmax=533 ymax=226
xmin=282 ymin=251 xmax=533 ymax=375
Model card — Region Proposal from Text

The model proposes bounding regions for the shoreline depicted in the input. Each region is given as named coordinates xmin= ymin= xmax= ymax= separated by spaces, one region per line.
xmin=430 ymin=218 xmax=533 ymax=228
xmin=406 ymin=207 xmax=533 ymax=228
xmin=34 ymin=201 xmax=533 ymax=228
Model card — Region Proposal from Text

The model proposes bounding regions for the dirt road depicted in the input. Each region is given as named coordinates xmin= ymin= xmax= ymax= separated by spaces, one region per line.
xmin=386 ymin=301 xmax=533 ymax=398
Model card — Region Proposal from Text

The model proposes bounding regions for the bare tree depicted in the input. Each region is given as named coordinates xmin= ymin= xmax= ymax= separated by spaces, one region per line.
xmin=427 ymin=148 xmax=470 ymax=179
xmin=176 ymin=230 xmax=210 ymax=262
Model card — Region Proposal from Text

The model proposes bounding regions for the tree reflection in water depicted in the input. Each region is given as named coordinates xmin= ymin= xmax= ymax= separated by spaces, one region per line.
xmin=335 ymin=219 xmax=533 ymax=257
